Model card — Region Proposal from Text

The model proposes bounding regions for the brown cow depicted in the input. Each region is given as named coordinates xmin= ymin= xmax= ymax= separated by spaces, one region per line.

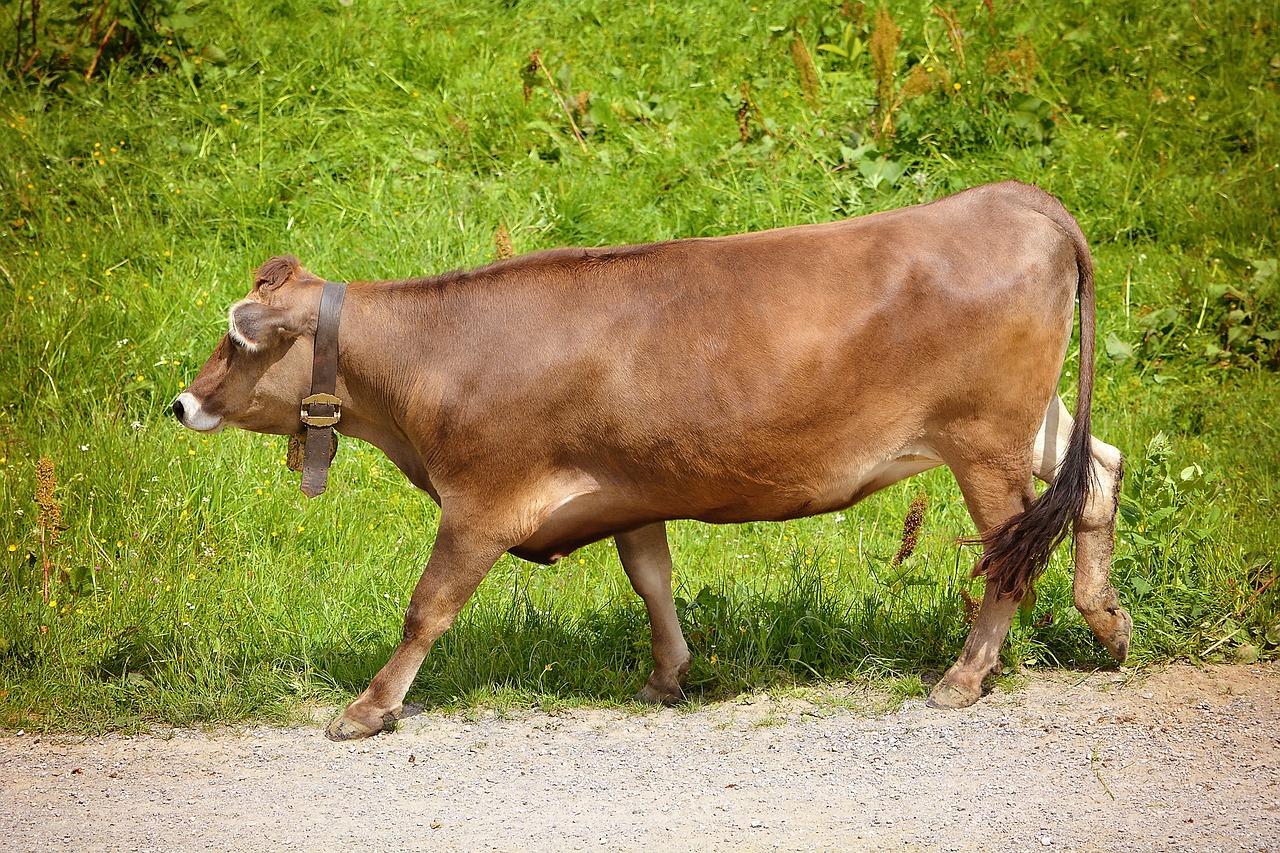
xmin=174 ymin=181 xmax=1129 ymax=741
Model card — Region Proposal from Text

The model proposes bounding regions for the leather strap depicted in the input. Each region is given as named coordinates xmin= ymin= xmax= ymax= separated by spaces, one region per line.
xmin=299 ymin=281 xmax=347 ymax=498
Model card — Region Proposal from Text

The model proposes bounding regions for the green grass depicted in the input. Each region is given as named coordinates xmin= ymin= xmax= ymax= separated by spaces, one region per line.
xmin=1 ymin=0 xmax=1277 ymax=732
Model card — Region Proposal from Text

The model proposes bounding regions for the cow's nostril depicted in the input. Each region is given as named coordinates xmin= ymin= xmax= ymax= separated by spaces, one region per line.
xmin=172 ymin=398 xmax=185 ymax=421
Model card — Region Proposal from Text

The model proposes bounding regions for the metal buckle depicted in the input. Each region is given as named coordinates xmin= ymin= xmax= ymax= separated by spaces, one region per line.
xmin=300 ymin=393 xmax=342 ymax=427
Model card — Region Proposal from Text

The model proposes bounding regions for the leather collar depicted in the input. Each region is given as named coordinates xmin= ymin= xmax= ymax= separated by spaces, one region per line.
xmin=298 ymin=280 xmax=348 ymax=497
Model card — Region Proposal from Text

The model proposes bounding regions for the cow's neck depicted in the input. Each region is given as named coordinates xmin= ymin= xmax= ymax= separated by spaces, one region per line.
xmin=325 ymin=282 xmax=445 ymax=500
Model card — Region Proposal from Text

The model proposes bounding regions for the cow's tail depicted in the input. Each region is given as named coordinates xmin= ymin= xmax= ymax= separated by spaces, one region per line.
xmin=972 ymin=196 xmax=1097 ymax=601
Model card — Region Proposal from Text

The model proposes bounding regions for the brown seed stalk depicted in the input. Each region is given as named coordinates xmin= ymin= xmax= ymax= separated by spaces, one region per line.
xmin=494 ymin=224 xmax=513 ymax=260
xmin=737 ymin=86 xmax=752 ymax=143
xmin=870 ymin=8 xmax=902 ymax=139
xmin=36 ymin=456 xmax=62 ymax=600
xmin=892 ymin=490 xmax=928 ymax=567
xmin=791 ymin=33 xmax=821 ymax=111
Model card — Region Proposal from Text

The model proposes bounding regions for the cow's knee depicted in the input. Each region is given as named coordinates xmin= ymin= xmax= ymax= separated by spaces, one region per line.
xmin=400 ymin=604 xmax=430 ymax=644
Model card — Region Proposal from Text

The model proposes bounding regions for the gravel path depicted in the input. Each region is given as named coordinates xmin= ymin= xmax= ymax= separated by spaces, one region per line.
xmin=3 ymin=664 xmax=1278 ymax=852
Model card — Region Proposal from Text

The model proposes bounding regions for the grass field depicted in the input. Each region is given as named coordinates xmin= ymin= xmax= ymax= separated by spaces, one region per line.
xmin=1 ymin=0 xmax=1277 ymax=732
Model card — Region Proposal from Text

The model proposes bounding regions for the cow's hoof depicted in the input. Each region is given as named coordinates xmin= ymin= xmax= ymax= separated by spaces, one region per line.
xmin=1103 ymin=608 xmax=1133 ymax=663
xmin=633 ymin=686 xmax=684 ymax=706
xmin=634 ymin=679 xmax=685 ymax=707
xmin=324 ymin=708 xmax=399 ymax=742
xmin=926 ymin=677 xmax=981 ymax=710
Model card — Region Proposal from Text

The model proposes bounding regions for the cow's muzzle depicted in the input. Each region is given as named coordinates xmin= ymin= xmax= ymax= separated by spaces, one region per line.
xmin=172 ymin=392 xmax=223 ymax=432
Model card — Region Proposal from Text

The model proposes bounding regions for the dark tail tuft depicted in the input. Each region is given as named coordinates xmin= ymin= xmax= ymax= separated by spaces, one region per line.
xmin=972 ymin=417 xmax=1095 ymax=599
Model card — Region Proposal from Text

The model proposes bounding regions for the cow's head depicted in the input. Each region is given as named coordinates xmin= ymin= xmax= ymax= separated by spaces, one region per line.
xmin=173 ymin=255 xmax=326 ymax=435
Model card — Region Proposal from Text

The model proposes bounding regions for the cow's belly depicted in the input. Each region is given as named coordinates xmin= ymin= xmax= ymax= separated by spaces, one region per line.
xmin=691 ymin=445 xmax=944 ymax=523
xmin=509 ymin=445 xmax=944 ymax=563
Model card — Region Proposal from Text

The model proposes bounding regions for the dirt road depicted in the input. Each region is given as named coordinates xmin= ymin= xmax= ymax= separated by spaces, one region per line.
xmin=3 ymin=664 xmax=1277 ymax=852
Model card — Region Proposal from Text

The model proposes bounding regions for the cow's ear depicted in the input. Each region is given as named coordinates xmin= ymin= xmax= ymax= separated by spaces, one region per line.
xmin=228 ymin=300 xmax=304 ymax=351
xmin=253 ymin=255 xmax=300 ymax=292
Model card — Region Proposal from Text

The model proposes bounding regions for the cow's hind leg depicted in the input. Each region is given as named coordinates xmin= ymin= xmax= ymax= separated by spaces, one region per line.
xmin=615 ymin=522 xmax=691 ymax=705
xmin=326 ymin=517 xmax=505 ymax=741
xmin=928 ymin=457 xmax=1035 ymax=709
xmin=1034 ymin=397 xmax=1130 ymax=661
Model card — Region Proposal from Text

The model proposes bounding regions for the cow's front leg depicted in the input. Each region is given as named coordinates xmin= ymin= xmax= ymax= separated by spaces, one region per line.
xmin=326 ymin=519 xmax=505 ymax=741
xmin=615 ymin=522 xmax=690 ymax=705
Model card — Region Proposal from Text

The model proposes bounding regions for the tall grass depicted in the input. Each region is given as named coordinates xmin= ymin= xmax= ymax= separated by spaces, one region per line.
xmin=1 ymin=0 xmax=1276 ymax=731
